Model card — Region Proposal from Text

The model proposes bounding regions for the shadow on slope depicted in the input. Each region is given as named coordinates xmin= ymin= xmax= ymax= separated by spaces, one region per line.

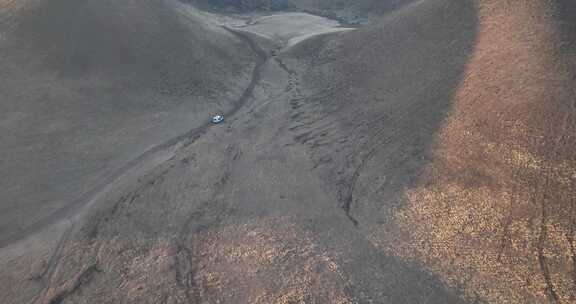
xmin=291 ymin=0 xmax=576 ymax=302
xmin=286 ymin=0 xmax=478 ymax=227
xmin=283 ymin=0 xmax=481 ymax=301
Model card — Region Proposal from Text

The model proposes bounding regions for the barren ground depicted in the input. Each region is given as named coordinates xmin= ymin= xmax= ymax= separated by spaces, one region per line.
xmin=1 ymin=1 xmax=575 ymax=303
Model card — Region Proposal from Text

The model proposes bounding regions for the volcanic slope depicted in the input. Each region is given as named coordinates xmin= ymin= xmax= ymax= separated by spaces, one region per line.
xmin=0 ymin=0 xmax=254 ymax=246
xmin=290 ymin=0 xmax=576 ymax=303
xmin=0 ymin=0 xmax=575 ymax=304
xmin=0 ymin=3 xmax=470 ymax=304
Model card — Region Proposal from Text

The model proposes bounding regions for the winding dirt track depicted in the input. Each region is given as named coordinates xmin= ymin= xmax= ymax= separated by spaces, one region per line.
xmin=0 ymin=27 xmax=268 ymax=249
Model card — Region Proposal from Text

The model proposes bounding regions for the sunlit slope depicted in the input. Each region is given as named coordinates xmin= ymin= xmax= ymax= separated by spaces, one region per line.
xmin=391 ymin=1 xmax=576 ymax=303
xmin=289 ymin=0 xmax=576 ymax=302
xmin=0 ymin=0 xmax=253 ymax=243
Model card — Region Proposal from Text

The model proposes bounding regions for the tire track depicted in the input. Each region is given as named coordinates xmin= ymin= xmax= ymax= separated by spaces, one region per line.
xmin=43 ymin=264 xmax=101 ymax=304
xmin=173 ymin=144 xmax=241 ymax=303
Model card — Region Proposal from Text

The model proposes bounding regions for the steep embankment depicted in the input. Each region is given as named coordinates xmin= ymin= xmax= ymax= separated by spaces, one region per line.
xmin=0 ymin=0 xmax=254 ymax=245
xmin=290 ymin=0 xmax=576 ymax=303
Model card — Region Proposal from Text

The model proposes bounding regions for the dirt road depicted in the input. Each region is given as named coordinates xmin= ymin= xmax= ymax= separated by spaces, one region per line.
xmin=0 ymin=26 xmax=267 ymax=249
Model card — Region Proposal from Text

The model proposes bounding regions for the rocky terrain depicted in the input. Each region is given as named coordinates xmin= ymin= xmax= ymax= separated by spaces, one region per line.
xmin=0 ymin=0 xmax=575 ymax=303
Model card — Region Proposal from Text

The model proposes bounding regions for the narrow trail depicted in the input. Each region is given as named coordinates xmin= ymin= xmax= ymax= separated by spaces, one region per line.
xmin=0 ymin=27 xmax=268 ymax=249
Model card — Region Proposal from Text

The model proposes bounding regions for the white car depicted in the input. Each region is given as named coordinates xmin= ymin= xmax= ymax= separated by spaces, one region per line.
xmin=211 ymin=114 xmax=224 ymax=124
